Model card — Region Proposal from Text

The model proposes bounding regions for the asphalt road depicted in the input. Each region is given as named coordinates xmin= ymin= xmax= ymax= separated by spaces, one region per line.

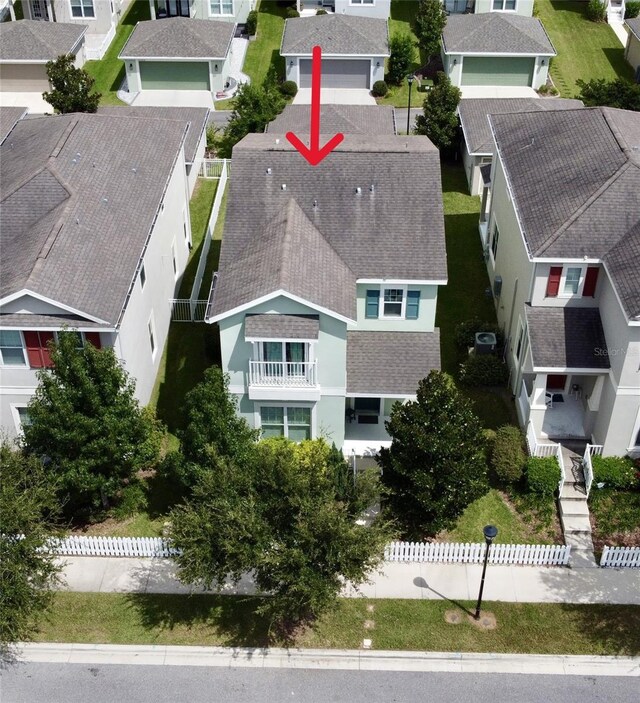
xmin=2 ymin=663 xmax=637 ymax=703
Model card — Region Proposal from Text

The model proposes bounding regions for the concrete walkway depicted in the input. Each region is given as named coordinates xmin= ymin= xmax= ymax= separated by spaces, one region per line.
xmin=56 ymin=557 xmax=640 ymax=604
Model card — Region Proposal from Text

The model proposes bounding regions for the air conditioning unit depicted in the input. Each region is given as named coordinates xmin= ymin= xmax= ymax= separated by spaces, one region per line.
xmin=475 ymin=332 xmax=497 ymax=355
xmin=493 ymin=275 xmax=503 ymax=298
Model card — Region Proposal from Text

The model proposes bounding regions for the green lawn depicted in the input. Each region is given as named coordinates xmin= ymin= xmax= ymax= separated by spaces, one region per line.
xmin=36 ymin=593 xmax=640 ymax=655
xmin=589 ymin=488 xmax=640 ymax=551
xmin=198 ymin=185 xmax=227 ymax=299
xmin=536 ymin=0 xmax=634 ymax=98
xmin=84 ymin=1 xmax=151 ymax=105
xmin=244 ymin=1 xmax=287 ymax=85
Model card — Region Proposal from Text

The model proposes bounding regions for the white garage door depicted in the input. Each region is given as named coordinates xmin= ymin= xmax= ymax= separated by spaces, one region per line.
xmin=299 ymin=59 xmax=370 ymax=89
xmin=0 ymin=64 xmax=49 ymax=91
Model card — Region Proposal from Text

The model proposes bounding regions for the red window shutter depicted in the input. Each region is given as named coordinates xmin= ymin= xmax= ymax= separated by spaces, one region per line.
xmin=39 ymin=331 xmax=55 ymax=368
xmin=84 ymin=332 xmax=102 ymax=349
xmin=582 ymin=266 xmax=599 ymax=297
xmin=23 ymin=331 xmax=44 ymax=368
xmin=546 ymin=267 xmax=563 ymax=297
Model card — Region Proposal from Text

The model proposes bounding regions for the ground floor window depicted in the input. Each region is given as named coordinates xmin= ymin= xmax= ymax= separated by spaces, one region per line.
xmin=259 ymin=405 xmax=312 ymax=441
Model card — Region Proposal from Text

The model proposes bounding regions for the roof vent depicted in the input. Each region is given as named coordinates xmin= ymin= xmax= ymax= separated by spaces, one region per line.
xmin=275 ymin=138 xmax=280 ymax=145
xmin=369 ymin=184 xmax=375 ymax=193
xmin=101 ymin=197 xmax=108 ymax=204
xmin=313 ymin=199 xmax=318 ymax=209
xmin=266 ymin=167 xmax=272 ymax=175
xmin=355 ymin=187 xmax=362 ymax=194
xmin=132 ymin=167 xmax=137 ymax=174
xmin=281 ymin=183 xmax=287 ymax=191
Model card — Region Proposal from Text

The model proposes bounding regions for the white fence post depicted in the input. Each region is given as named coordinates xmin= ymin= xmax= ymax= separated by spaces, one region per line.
xmin=600 ymin=546 xmax=640 ymax=568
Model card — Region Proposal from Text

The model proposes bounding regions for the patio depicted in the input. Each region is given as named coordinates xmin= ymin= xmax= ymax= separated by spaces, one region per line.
xmin=343 ymin=419 xmax=391 ymax=458
xmin=539 ymin=394 xmax=589 ymax=440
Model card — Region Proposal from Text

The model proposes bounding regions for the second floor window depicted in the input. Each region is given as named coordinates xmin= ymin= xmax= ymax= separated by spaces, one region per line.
xmin=210 ymin=0 xmax=233 ymax=14
xmin=491 ymin=224 xmax=500 ymax=260
xmin=493 ymin=0 xmax=516 ymax=9
xmin=383 ymin=289 xmax=403 ymax=317
xmin=351 ymin=0 xmax=375 ymax=4
xmin=546 ymin=265 xmax=599 ymax=298
xmin=365 ymin=288 xmax=421 ymax=320
xmin=70 ymin=0 xmax=95 ymax=18
xmin=0 ymin=330 xmax=27 ymax=366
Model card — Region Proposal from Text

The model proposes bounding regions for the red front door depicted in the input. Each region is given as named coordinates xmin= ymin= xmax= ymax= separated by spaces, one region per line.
xmin=546 ymin=374 xmax=567 ymax=391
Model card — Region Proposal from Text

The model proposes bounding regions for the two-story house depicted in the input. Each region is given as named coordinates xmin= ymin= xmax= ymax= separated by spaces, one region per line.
xmin=295 ymin=0 xmax=391 ymax=19
xmin=482 ymin=106 xmax=640 ymax=457
xmin=445 ymin=0 xmax=534 ymax=16
xmin=148 ymin=0 xmax=254 ymax=23
xmin=206 ymin=132 xmax=446 ymax=456
xmin=0 ymin=110 xmax=196 ymax=437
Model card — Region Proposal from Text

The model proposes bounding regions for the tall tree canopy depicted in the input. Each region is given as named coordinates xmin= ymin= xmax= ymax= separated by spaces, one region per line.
xmin=415 ymin=0 xmax=447 ymax=61
xmin=415 ymin=71 xmax=461 ymax=150
xmin=576 ymin=78 xmax=640 ymax=111
xmin=43 ymin=54 xmax=101 ymax=114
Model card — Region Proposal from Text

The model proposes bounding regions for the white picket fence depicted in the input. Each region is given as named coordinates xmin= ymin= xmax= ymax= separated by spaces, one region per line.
xmin=600 ymin=546 xmax=640 ymax=569
xmin=50 ymin=535 xmax=180 ymax=558
xmin=384 ymin=541 xmax=571 ymax=566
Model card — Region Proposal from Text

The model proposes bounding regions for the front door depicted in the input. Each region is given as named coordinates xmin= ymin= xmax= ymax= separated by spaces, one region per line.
xmin=546 ymin=374 xmax=567 ymax=391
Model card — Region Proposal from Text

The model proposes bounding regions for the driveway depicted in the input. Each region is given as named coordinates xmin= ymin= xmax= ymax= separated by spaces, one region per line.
xmin=293 ymin=88 xmax=376 ymax=105
xmin=128 ymin=90 xmax=215 ymax=108
xmin=0 ymin=92 xmax=52 ymax=114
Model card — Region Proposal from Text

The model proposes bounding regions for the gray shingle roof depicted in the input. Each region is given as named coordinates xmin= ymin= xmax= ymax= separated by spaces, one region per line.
xmin=98 ymin=106 xmax=209 ymax=164
xmin=346 ymin=331 xmax=441 ymax=395
xmin=210 ymin=134 xmax=446 ymax=320
xmin=626 ymin=17 xmax=640 ymax=41
xmin=281 ymin=15 xmax=389 ymax=56
xmin=268 ymin=105 xmax=396 ymax=135
xmin=0 ymin=313 xmax=104 ymax=329
xmin=244 ymin=314 xmax=319 ymax=340
xmin=525 ymin=306 xmax=610 ymax=370
xmin=490 ymin=107 xmax=640 ymax=321
xmin=0 ymin=106 xmax=27 ymax=145
xmin=0 ymin=19 xmax=87 ymax=62
xmin=0 ymin=113 xmax=189 ymax=326
xmin=119 ymin=17 xmax=234 ymax=59
xmin=442 ymin=14 xmax=556 ymax=55
xmin=459 ymin=98 xmax=583 ymax=155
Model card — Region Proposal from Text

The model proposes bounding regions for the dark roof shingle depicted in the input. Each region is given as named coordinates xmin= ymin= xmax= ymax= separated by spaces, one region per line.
xmin=0 ymin=106 xmax=28 ymax=145
xmin=0 ymin=19 xmax=86 ymax=62
xmin=244 ymin=314 xmax=320 ymax=340
xmin=281 ymin=15 xmax=389 ymax=56
xmin=626 ymin=16 xmax=640 ymax=40
xmin=268 ymin=105 xmax=396 ymax=135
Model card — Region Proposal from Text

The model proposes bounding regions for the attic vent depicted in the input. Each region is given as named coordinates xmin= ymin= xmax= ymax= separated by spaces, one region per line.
xmin=275 ymin=138 xmax=280 ymax=145
xmin=355 ymin=187 xmax=362 ymax=194
xmin=266 ymin=167 xmax=272 ymax=175
xmin=281 ymin=184 xmax=287 ymax=191
xmin=369 ymin=184 xmax=375 ymax=193
xmin=313 ymin=199 xmax=318 ymax=209
xmin=102 ymin=197 xmax=108 ymax=204
xmin=132 ymin=167 xmax=137 ymax=174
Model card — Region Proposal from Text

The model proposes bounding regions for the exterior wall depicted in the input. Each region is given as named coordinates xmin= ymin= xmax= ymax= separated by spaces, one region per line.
xmin=334 ymin=0 xmax=391 ymax=20
xmin=186 ymin=128 xmax=206 ymax=195
xmin=462 ymin=146 xmax=492 ymax=196
xmin=531 ymin=56 xmax=549 ymax=90
xmin=531 ymin=262 xmax=602 ymax=310
xmin=442 ymin=51 xmax=463 ymax=86
xmin=443 ymin=52 xmax=549 ymax=88
xmin=475 ymin=0 xmax=534 ymax=16
xmin=285 ymin=55 xmax=384 ymax=88
xmin=625 ymin=32 xmax=640 ymax=75
xmin=353 ymin=283 xmax=438 ymax=331
xmin=50 ymin=0 xmax=118 ymax=37
xmin=0 ymin=63 xmax=49 ymax=91
xmin=191 ymin=0 xmax=252 ymax=22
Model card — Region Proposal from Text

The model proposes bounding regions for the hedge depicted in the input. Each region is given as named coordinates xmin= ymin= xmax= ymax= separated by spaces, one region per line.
xmin=526 ymin=456 xmax=560 ymax=496
xmin=458 ymin=354 xmax=508 ymax=387
xmin=591 ymin=455 xmax=637 ymax=490
xmin=491 ymin=425 xmax=526 ymax=484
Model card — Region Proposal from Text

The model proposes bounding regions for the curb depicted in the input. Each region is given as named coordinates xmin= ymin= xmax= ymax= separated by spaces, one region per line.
xmin=17 ymin=644 xmax=640 ymax=676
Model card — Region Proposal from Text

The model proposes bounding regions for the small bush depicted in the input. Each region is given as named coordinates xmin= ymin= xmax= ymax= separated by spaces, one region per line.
xmin=372 ymin=80 xmax=388 ymax=97
xmin=526 ymin=456 xmax=560 ymax=496
xmin=280 ymin=80 xmax=298 ymax=97
xmin=625 ymin=1 xmax=640 ymax=18
xmin=156 ymin=450 xmax=202 ymax=498
xmin=455 ymin=318 xmax=504 ymax=351
xmin=246 ymin=10 xmax=258 ymax=36
xmin=458 ymin=354 xmax=508 ymax=387
xmin=316 ymin=8 xmax=328 ymax=14
xmin=592 ymin=455 xmax=637 ymax=490
xmin=286 ymin=8 xmax=300 ymax=18
xmin=491 ymin=425 xmax=526 ymax=484
xmin=538 ymin=84 xmax=549 ymax=95
xmin=586 ymin=0 xmax=606 ymax=22
xmin=112 ymin=481 xmax=148 ymax=520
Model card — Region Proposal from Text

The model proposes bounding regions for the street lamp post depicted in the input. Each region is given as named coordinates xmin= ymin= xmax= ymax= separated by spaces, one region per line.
xmin=406 ymin=74 xmax=415 ymax=135
xmin=474 ymin=525 xmax=498 ymax=620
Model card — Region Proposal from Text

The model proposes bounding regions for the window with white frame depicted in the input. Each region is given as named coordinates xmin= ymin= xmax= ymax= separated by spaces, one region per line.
xmin=514 ymin=322 xmax=526 ymax=363
xmin=493 ymin=0 xmax=516 ymax=10
xmin=364 ymin=286 xmax=421 ymax=320
xmin=15 ymin=406 xmax=32 ymax=432
xmin=561 ymin=266 xmax=583 ymax=296
xmin=260 ymin=406 xmax=312 ymax=441
xmin=171 ymin=240 xmax=178 ymax=278
xmin=351 ymin=0 xmax=375 ymax=5
xmin=383 ymin=288 xmax=404 ymax=317
xmin=210 ymin=0 xmax=233 ymax=15
xmin=0 ymin=330 xmax=27 ymax=366
xmin=70 ymin=0 xmax=95 ymax=18
xmin=140 ymin=262 xmax=146 ymax=289
xmin=148 ymin=314 xmax=156 ymax=358
xmin=490 ymin=223 xmax=500 ymax=261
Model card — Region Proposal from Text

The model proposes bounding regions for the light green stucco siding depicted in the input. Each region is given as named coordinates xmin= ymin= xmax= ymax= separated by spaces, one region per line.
xmin=354 ymin=284 xmax=438 ymax=331
xmin=461 ymin=56 xmax=535 ymax=86
xmin=475 ymin=0 xmax=535 ymax=16
xmin=140 ymin=61 xmax=210 ymax=90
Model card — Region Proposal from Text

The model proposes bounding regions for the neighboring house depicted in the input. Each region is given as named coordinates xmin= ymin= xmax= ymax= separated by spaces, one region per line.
xmin=0 ymin=106 xmax=28 ymax=144
xmin=295 ymin=0 xmax=391 ymax=20
xmin=119 ymin=18 xmax=235 ymax=100
xmin=483 ymin=106 xmax=640 ymax=457
xmin=0 ymin=19 xmax=87 ymax=94
xmin=206 ymin=133 xmax=446 ymax=456
xmin=0 ymin=112 xmax=195 ymax=438
xmin=625 ymin=17 xmax=640 ymax=82
xmin=267 ymin=104 xmax=396 ymax=134
xmin=21 ymin=0 xmax=121 ymax=59
xmin=98 ymin=105 xmax=210 ymax=195
xmin=458 ymin=97 xmax=583 ymax=195
xmin=148 ymin=0 xmax=254 ymax=24
xmin=281 ymin=14 xmax=389 ymax=90
xmin=444 ymin=0 xmax=534 ymax=16
xmin=441 ymin=14 xmax=556 ymax=94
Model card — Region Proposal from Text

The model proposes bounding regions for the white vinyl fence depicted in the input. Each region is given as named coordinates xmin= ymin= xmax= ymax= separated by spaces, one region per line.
xmin=170 ymin=298 xmax=208 ymax=322
xmin=384 ymin=541 xmax=572 ymax=566
xmin=600 ymin=546 xmax=640 ymax=569
xmin=50 ymin=536 xmax=180 ymax=558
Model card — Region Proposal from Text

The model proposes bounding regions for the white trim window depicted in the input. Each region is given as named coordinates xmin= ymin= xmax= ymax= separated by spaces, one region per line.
xmin=0 ymin=330 xmax=27 ymax=366
xmin=382 ymin=287 xmax=405 ymax=318
xmin=12 ymin=405 xmax=32 ymax=434
xmin=171 ymin=240 xmax=178 ymax=279
xmin=259 ymin=405 xmax=312 ymax=441
xmin=70 ymin=0 xmax=96 ymax=18
xmin=140 ymin=262 xmax=147 ymax=290
xmin=364 ymin=286 xmax=421 ymax=321
xmin=351 ymin=0 xmax=375 ymax=5
xmin=492 ymin=0 xmax=517 ymax=10
xmin=559 ymin=266 xmax=584 ymax=297
xmin=490 ymin=223 xmax=500 ymax=262
xmin=148 ymin=313 xmax=157 ymax=359
xmin=209 ymin=0 xmax=233 ymax=16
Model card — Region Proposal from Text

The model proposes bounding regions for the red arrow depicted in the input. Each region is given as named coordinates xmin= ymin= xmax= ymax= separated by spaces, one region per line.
xmin=285 ymin=45 xmax=344 ymax=166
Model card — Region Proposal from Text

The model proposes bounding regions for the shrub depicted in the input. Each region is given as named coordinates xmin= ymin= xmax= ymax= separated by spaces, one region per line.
xmin=625 ymin=0 xmax=640 ymax=18
xmin=286 ymin=8 xmax=300 ymax=18
xmin=280 ymin=80 xmax=298 ymax=97
xmin=592 ymin=455 xmax=636 ymax=490
xmin=372 ymin=80 xmax=388 ymax=97
xmin=526 ymin=456 xmax=560 ymax=496
xmin=458 ymin=354 xmax=508 ymax=387
xmin=538 ymin=84 xmax=549 ymax=95
xmin=388 ymin=34 xmax=416 ymax=85
xmin=454 ymin=319 xmax=504 ymax=351
xmin=246 ymin=10 xmax=258 ymax=35
xmin=491 ymin=426 xmax=526 ymax=484
xmin=316 ymin=8 xmax=328 ymax=14
xmin=586 ymin=0 xmax=606 ymax=22
xmin=112 ymin=481 xmax=148 ymax=520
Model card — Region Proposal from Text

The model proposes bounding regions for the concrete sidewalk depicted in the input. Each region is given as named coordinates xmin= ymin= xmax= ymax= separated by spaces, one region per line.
xmin=56 ymin=557 xmax=640 ymax=604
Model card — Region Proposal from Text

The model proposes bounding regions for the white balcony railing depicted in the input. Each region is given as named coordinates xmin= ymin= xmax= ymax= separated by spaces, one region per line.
xmin=249 ymin=361 xmax=317 ymax=387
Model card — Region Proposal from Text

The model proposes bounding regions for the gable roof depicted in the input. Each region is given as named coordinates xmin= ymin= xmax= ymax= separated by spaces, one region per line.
xmin=119 ymin=17 xmax=234 ymax=59
xmin=98 ymin=106 xmax=209 ymax=164
xmin=626 ymin=16 xmax=640 ymax=41
xmin=0 ymin=106 xmax=28 ymax=145
xmin=280 ymin=14 xmax=389 ymax=56
xmin=490 ymin=107 xmax=640 ymax=321
xmin=244 ymin=314 xmax=320 ymax=340
xmin=210 ymin=134 xmax=446 ymax=321
xmin=0 ymin=113 xmax=188 ymax=326
xmin=442 ymin=14 xmax=556 ymax=55
xmin=0 ymin=19 xmax=86 ymax=62
xmin=459 ymin=98 xmax=583 ymax=155
xmin=267 ymin=105 xmax=396 ymax=135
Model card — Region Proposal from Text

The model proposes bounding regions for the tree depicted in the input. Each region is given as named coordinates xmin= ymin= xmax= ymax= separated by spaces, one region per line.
xmin=43 ymin=54 xmax=101 ymax=114
xmin=378 ymin=371 xmax=489 ymax=537
xmin=0 ymin=442 xmax=60 ymax=655
xmin=576 ymin=77 xmax=640 ymax=111
xmin=415 ymin=71 xmax=461 ymax=150
xmin=387 ymin=34 xmax=416 ymax=86
xmin=170 ymin=437 xmax=391 ymax=631
xmin=415 ymin=0 xmax=447 ymax=61
xmin=22 ymin=331 xmax=161 ymax=519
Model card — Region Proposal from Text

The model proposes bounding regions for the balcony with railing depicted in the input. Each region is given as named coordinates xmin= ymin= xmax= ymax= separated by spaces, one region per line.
xmin=249 ymin=360 xmax=318 ymax=388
